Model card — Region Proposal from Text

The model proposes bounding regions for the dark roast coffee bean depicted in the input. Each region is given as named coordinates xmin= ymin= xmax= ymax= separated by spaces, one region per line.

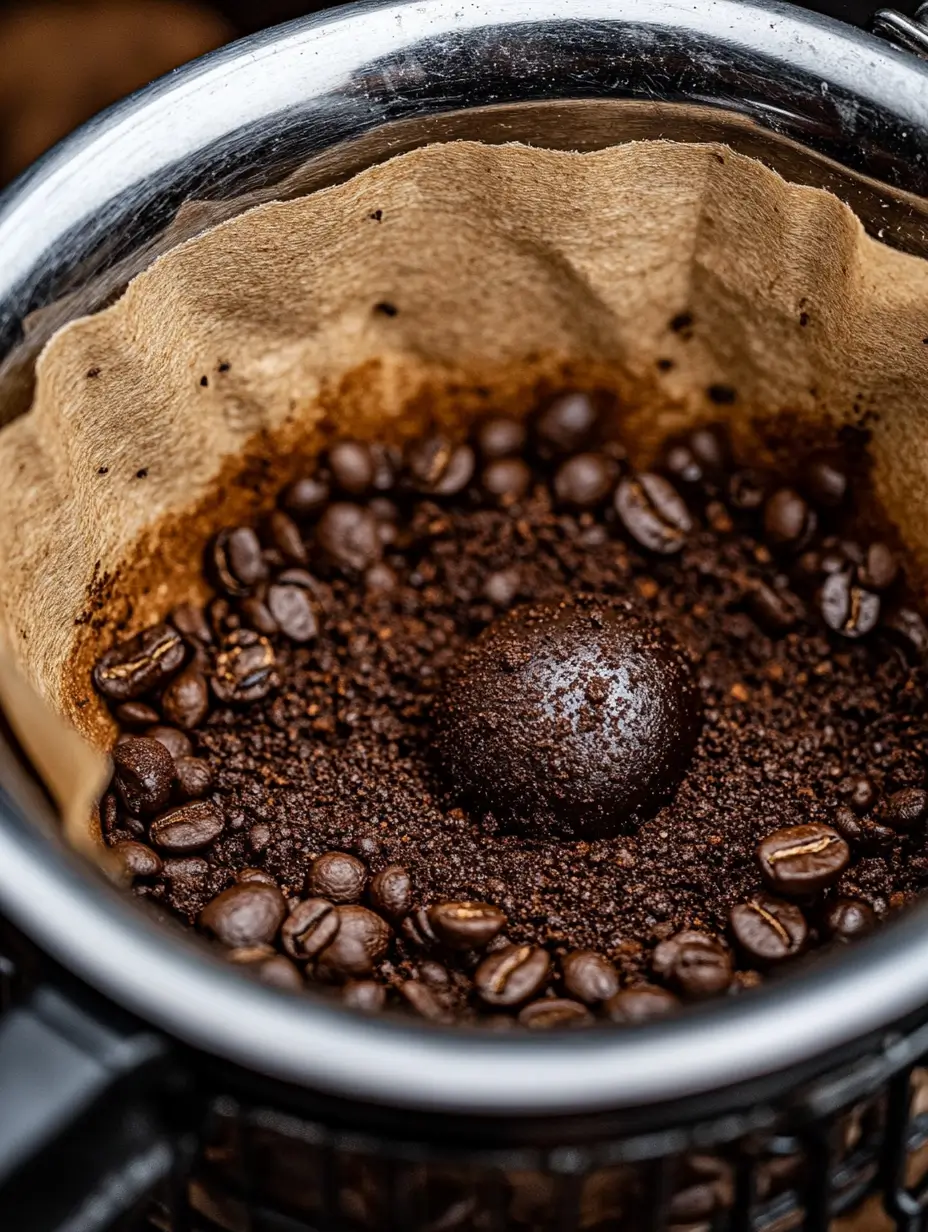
xmin=236 ymin=867 xmax=278 ymax=886
xmin=161 ymin=666 xmax=209 ymax=730
xmin=663 ymin=444 xmax=702 ymax=487
xmin=409 ymin=439 xmax=476 ymax=496
xmin=727 ymin=469 xmax=767 ymax=512
xmin=883 ymin=606 xmax=928 ymax=661
xmin=281 ymin=897 xmax=340 ymax=959
xmin=212 ymin=630 xmax=279 ymax=704
xmin=652 ymin=931 xmax=732 ymax=998
xmin=267 ymin=583 xmax=318 ymax=642
xmin=171 ymin=602 xmax=213 ymax=645
xmin=114 ymin=701 xmax=160 ymax=728
xmin=94 ymin=623 xmax=185 ymax=701
xmin=824 ymin=897 xmax=876 ymax=943
xmin=763 ymin=489 xmax=816 ymax=550
xmin=112 ymin=840 xmax=162 ymax=880
xmin=476 ymin=416 xmax=527 ymax=459
xmin=517 ymin=998 xmax=593 ymax=1030
xmin=239 ymin=597 xmax=279 ymax=637
xmin=399 ymin=980 xmax=450 ymax=1022
xmin=162 ymin=856 xmax=209 ymax=880
xmin=418 ymin=960 xmax=451 ymax=988
xmin=200 ymin=882 xmax=286 ymax=947
xmin=308 ymin=852 xmax=368 ymax=903
xmin=881 ymin=787 xmax=928 ymax=832
xmin=604 ymin=985 xmax=679 ymax=1024
xmin=427 ymin=901 xmax=507 ymax=950
xmin=833 ymin=804 xmax=895 ymax=853
xmin=561 ymin=950 xmax=619 ymax=1004
xmin=144 ymin=725 xmax=193 ymax=761
xmin=401 ymin=906 xmax=439 ymax=949
xmin=316 ymin=502 xmax=382 ymax=573
xmin=315 ymin=906 xmax=392 ymax=979
xmin=533 ymin=392 xmax=598 ymax=457
xmin=859 ymin=543 xmax=898 ymax=591
xmin=803 ymin=455 xmax=848 ymax=508
xmin=553 ymin=453 xmax=618 ymax=509
xmin=150 ymin=801 xmax=224 ymax=852
xmin=112 ymin=737 xmax=175 ymax=816
xmin=844 ymin=776 xmax=878 ymax=815
xmin=482 ymin=458 xmax=532 ymax=503
xmin=820 ymin=569 xmax=880 ymax=639
xmin=365 ymin=563 xmax=397 ymax=593
xmin=729 ymin=894 xmax=807 ymax=965
xmin=248 ymin=954 xmax=304 ymax=991
xmin=369 ymin=865 xmax=412 ymax=920
xmin=211 ymin=527 xmax=268 ymax=595
xmin=614 ymin=474 xmax=692 ymax=555
xmin=474 ymin=944 xmax=551 ymax=1007
xmin=688 ymin=425 xmax=730 ymax=477
xmin=282 ymin=474 xmax=331 ymax=518
xmin=483 ymin=568 xmax=521 ymax=607
xmin=749 ymin=583 xmax=800 ymax=634
xmin=342 ymin=980 xmax=386 ymax=1013
xmin=266 ymin=509 xmax=308 ymax=566
xmin=757 ymin=823 xmax=849 ymax=895
xmin=174 ymin=756 xmax=213 ymax=801
xmin=329 ymin=440 xmax=375 ymax=496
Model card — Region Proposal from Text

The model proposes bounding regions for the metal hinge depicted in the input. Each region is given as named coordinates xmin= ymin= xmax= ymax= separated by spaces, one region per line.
xmin=872 ymin=2 xmax=928 ymax=56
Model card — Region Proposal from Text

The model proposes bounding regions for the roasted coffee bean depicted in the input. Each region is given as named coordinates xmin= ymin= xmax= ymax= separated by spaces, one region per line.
xmin=561 ymin=950 xmax=620 ymax=1004
xmin=266 ymin=509 xmax=308 ymax=566
xmin=614 ymin=474 xmax=692 ymax=555
xmin=688 ymin=425 xmax=730 ymax=476
xmin=824 ymin=897 xmax=876 ymax=942
xmin=308 ymin=851 xmax=368 ymax=903
xmin=859 ymin=543 xmax=898 ymax=591
xmin=763 ymin=489 xmax=816 ymax=550
xmin=474 ymin=945 xmax=551 ymax=1008
xmin=239 ymin=597 xmax=279 ymax=636
xmin=476 ymin=416 xmax=527 ymax=459
xmin=844 ymin=776 xmax=878 ymax=815
xmin=162 ymin=856 xmax=209 ymax=880
xmin=757 ymin=823 xmax=849 ymax=895
xmin=114 ymin=701 xmax=160 ymax=728
xmin=652 ymin=931 xmax=732 ymax=998
xmin=328 ymin=440 xmax=375 ymax=496
xmin=112 ymin=840 xmax=162 ymax=880
xmin=483 ymin=568 xmax=521 ymax=607
xmin=145 ymin=725 xmax=193 ymax=761
xmin=212 ymin=630 xmax=278 ymax=704
xmin=365 ymin=563 xmax=397 ymax=593
xmin=517 ymin=998 xmax=593 ymax=1030
xmin=315 ymin=906 xmax=392 ymax=979
xmin=343 ymin=980 xmax=387 ymax=1013
xmin=200 ymin=881 xmax=287 ymax=947
xmin=171 ymin=602 xmax=213 ymax=645
xmin=603 ymin=985 xmax=680 ymax=1024
xmin=211 ymin=527 xmax=268 ymax=595
xmin=249 ymin=954 xmax=304 ymax=991
xmin=749 ymin=583 xmax=801 ymax=634
xmin=316 ymin=502 xmax=382 ymax=573
xmin=820 ymin=569 xmax=880 ymax=639
xmin=881 ymin=787 xmax=928 ymax=831
xmin=883 ymin=605 xmax=928 ymax=661
xmin=533 ymin=392 xmax=598 ymax=457
xmin=369 ymin=865 xmax=412 ymax=920
xmin=803 ymin=455 xmax=848 ymax=508
xmin=94 ymin=623 xmax=186 ymax=702
xmin=663 ymin=443 xmax=702 ymax=487
xmin=401 ymin=906 xmax=439 ymax=949
xmin=553 ymin=453 xmax=618 ymax=509
xmin=112 ymin=737 xmax=175 ymax=816
xmin=174 ymin=756 xmax=213 ymax=801
xmin=418 ymin=960 xmax=451 ymax=989
xmin=729 ymin=894 xmax=807 ymax=964
xmin=226 ymin=943 xmax=275 ymax=964
xmin=281 ymin=897 xmax=340 ymax=959
xmin=149 ymin=801 xmax=224 ymax=852
xmin=161 ymin=666 xmax=209 ymax=730
xmin=410 ymin=439 xmax=477 ymax=496
xmin=236 ymin=867 xmax=278 ymax=886
xmin=282 ymin=474 xmax=331 ymax=518
xmin=833 ymin=804 xmax=895 ymax=853
xmin=427 ymin=901 xmax=507 ymax=950
xmin=727 ymin=469 xmax=767 ymax=512
xmin=100 ymin=791 xmax=119 ymax=835
xmin=482 ymin=457 xmax=532 ymax=503
xmin=267 ymin=583 xmax=318 ymax=642
xmin=399 ymin=980 xmax=450 ymax=1022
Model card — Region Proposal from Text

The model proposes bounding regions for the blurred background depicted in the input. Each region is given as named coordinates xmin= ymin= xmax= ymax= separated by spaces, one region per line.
xmin=0 ymin=0 xmax=917 ymax=190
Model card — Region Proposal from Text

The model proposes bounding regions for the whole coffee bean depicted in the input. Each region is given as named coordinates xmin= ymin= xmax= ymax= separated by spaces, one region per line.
xmin=833 ymin=804 xmax=895 ymax=853
xmin=342 ymin=981 xmax=387 ymax=1013
xmin=94 ymin=623 xmax=186 ymax=702
xmin=428 ymin=901 xmax=507 ymax=950
xmin=144 ymin=725 xmax=193 ymax=761
xmin=174 ymin=756 xmax=213 ymax=801
xmin=689 ymin=425 xmax=730 ymax=477
xmin=533 ymin=392 xmax=598 ymax=457
xmin=859 ymin=543 xmax=898 ymax=591
xmin=757 ymin=823 xmax=849 ymax=895
xmin=844 ymin=776 xmax=878 ymax=815
xmin=308 ymin=852 xmax=368 ymax=903
xmin=150 ymin=801 xmax=224 ymax=853
xmin=652 ymin=931 xmax=732 ymax=998
xmin=604 ymin=985 xmax=680 ymax=1024
xmin=884 ymin=606 xmax=928 ymax=661
xmin=329 ymin=440 xmax=375 ymax=496
xmin=113 ymin=737 xmax=175 ymax=816
xmin=200 ymin=882 xmax=286 ymax=947
xmin=763 ymin=489 xmax=816 ymax=550
xmin=282 ymin=474 xmax=331 ymax=518
xmin=803 ymin=454 xmax=848 ymax=508
xmin=727 ymin=469 xmax=767 ymax=512
xmin=517 ymin=998 xmax=593 ymax=1030
xmin=483 ymin=568 xmax=521 ymax=607
xmin=408 ymin=437 xmax=476 ymax=496
xmin=226 ymin=943 xmax=275 ymax=964
xmin=267 ymin=584 xmax=318 ymax=643
xmin=266 ymin=509 xmax=308 ymax=566
xmin=114 ymin=701 xmax=160 ymax=728
xmin=211 ymin=527 xmax=268 ymax=596
xmin=316 ymin=502 xmax=382 ymax=573
xmin=663 ymin=443 xmax=702 ymax=487
xmin=161 ymin=666 xmax=209 ymax=730
xmin=370 ymin=443 xmax=401 ymax=492
xmin=369 ymin=865 xmax=412 ymax=920
xmin=236 ymin=867 xmax=278 ymax=886
xmin=476 ymin=416 xmax=527 ymax=459
xmin=614 ymin=474 xmax=692 ymax=555
xmin=399 ymin=980 xmax=450 ymax=1022
xmin=553 ymin=453 xmax=618 ymax=509
xmin=881 ymin=787 xmax=928 ymax=832
xmin=729 ymin=894 xmax=807 ymax=965
xmin=248 ymin=954 xmax=304 ymax=991
xmin=365 ymin=563 xmax=397 ymax=593
xmin=212 ymin=630 xmax=279 ymax=704
xmin=239 ymin=597 xmax=279 ymax=637
xmin=824 ymin=897 xmax=876 ymax=943
xmin=820 ymin=569 xmax=880 ymax=639
xmin=474 ymin=945 xmax=551 ymax=1008
xmin=281 ymin=897 xmax=340 ymax=959
xmin=316 ymin=906 xmax=392 ymax=979
xmin=418 ymin=960 xmax=451 ymax=988
xmin=171 ymin=602 xmax=213 ymax=645
xmin=402 ymin=907 xmax=439 ymax=949
xmin=749 ymin=583 xmax=801 ymax=634
xmin=482 ymin=457 xmax=532 ymax=503
xmin=112 ymin=840 xmax=163 ymax=880
xmin=162 ymin=856 xmax=209 ymax=880
xmin=561 ymin=950 xmax=619 ymax=1004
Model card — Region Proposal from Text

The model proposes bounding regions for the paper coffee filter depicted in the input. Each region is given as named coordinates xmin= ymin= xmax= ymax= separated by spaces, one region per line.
xmin=2 ymin=138 xmax=928 ymax=851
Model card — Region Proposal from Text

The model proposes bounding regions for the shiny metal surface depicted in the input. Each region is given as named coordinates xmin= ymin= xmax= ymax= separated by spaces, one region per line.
xmin=873 ymin=2 xmax=928 ymax=56
xmin=1 ymin=0 xmax=928 ymax=1116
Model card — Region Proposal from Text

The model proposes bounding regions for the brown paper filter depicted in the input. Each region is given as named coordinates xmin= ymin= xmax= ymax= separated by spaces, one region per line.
xmin=2 ymin=139 xmax=928 ymax=851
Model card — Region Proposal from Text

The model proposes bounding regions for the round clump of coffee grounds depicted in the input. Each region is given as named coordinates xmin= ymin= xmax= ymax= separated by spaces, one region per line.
xmin=434 ymin=597 xmax=702 ymax=839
